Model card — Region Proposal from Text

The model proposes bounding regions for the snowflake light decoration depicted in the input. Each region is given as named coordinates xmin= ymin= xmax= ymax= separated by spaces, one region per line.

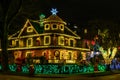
xmin=51 ymin=8 xmax=58 ymax=15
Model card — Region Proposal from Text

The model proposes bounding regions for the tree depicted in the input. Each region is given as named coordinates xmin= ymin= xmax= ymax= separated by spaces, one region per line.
xmin=86 ymin=20 xmax=120 ymax=71
xmin=98 ymin=29 xmax=118 ymax=71
xmin=0 ymin=0 xmax=23 ymax=72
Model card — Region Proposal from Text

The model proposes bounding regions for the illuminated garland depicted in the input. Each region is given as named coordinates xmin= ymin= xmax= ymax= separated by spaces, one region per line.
xmin=6 ymin=63 xmax=120 ymax=74
xmin=110 ymin=59 xmax=120 ymax=70
xmin=21 ymin=64 xmax=29 ymax=73
xmin=0 ymin=64 xmax=2 ymax=70
xmin=7 ymin=64 xmax=94 ymax=74
xmin=9 ymin=64 xmax=17 ymax=72
xmin=98 ymin=64 xmax=106 ymax=71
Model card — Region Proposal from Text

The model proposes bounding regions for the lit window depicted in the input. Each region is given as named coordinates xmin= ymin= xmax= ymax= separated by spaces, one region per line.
xmin=84 ymin=29 xmax=87 ymax=33
xmin=67 ymin=51 xmax=72 ymax=60
xmin=27 ymin=38 xmax=33 ymax=47
xmin=36 ymin=37 xmax=41 ymax=46
xmin=52 ymin=24 xmax=58 ymax=30
xmin=12 ymin=39 xmax=19 ymax=47
xmin=54 ymin=50 xmax=60 ymax=60
xmin=27 ymin=26 xmax=33 ymax=32
xmin=19 ymin=40 xmax=24 ymax=47
xmin=59 ymin=24 xmax=64 ymax=31
xmin=58 ymin=36 xmax=64 ymax=46
xmin=26 ymin=51 xmax=32 ymax=58
xmin=12 ymin=40 xmax=16 ymax=46
xmin=44 ymin=24 xmax=50 ymax=30
xmin=44 ymin=36 xmax=51 ymax=45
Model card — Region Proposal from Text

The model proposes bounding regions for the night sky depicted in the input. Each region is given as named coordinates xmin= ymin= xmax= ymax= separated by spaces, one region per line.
xmin=1 ymin=0 xmax=120 ymax=35
xmin=16 ymin=0 xmax=120 ymax=24
xmin=36 ymin=0 xmax=120 ymax=25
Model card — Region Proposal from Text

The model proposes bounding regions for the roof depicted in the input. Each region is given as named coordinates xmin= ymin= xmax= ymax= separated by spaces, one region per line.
xmin=30 ymin=21 xmax=44 ymax=34
xmin=64 ymin=26 xmax=81 ymax=39
xmin=44 ymin=15 xmax=66 ymax=25
xmin=8 ymin=19 xmax=44 ymax=39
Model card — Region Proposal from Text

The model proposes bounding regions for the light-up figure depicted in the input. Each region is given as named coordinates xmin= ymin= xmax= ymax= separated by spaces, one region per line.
xmin=51 ymin=8 xmax=58 ymax=15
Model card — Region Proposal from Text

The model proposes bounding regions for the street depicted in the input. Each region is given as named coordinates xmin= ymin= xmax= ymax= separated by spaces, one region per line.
xmin=0 ymin=73 xmax=120 ymax=80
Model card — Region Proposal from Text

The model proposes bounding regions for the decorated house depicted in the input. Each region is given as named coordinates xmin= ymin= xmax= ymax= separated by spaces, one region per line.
xmin=6 ymin=9 xmax=90 ymax=64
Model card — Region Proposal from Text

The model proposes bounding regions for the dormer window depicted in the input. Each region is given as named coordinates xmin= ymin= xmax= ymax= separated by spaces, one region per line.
xmin=52 ymin=24 xmax=58 ymax=30
xmin=27 ymin=26 xmax=33 ymax=32
xmin=59 ymin=24 xmax=64 ymax=31
xmin=44 ymin=24 xmax=50 ymax=30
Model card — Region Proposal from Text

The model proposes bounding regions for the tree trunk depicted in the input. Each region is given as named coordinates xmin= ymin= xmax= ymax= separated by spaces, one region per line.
xmin=1 ymin=20 xmax=9 ymax=72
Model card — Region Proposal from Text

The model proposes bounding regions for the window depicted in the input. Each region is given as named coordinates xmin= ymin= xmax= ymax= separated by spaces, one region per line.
xmin=59 ymin=24 xmax=64 ymax=31
xmin=12 ymin=40 xmax=16 ymax=46
xmin=68 ymin=39 xmax=74 ymax=46
xmin=27 ymin=38 xmax=33 ymax=47
xmin=19 ymin=40 xmax=24 ymax=47
xmin=68 ymin=52 xmax=72 ymax=60
xmin=27 ymin=26 xmax=33 ymax=32
xmin=54 ymin=50 xmax=60 ymax=60
xmin=15 ymin=40 xmax=19 ymax=47
xmin=70 ymin=40 xmax=73 ymax=46
xmin=84 ymin=29 xmax=87 ymax=33
xmin=36 ymin=37 xmax=40 ymax=46
xmin=26 ymin=51 xmax=32 ymax=58
xmin=52 ymin=24 xmax=58 ymax=30
xmin=58 ymin=36 xmax=64 ymax=45
xmin=44 ymin=36 xmax=51 ymax=45
xmin=44 ymin=24 xmax=50 ymax=30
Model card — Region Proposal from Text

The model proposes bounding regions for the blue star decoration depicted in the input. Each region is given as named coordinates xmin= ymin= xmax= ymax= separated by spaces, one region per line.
xmin=51 ymin=8 xmax=58 ymax=15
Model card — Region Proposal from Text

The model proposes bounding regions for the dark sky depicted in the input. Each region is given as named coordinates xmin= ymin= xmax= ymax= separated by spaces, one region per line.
xmin=36 ymin=0 xmax=120 ymax=25
xmin=1 ymin=0 xmax=120 ymax=35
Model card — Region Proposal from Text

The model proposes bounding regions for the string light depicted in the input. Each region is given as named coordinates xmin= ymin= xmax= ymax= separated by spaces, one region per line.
xmin=51 ymin=8 xmax=58 ymax=15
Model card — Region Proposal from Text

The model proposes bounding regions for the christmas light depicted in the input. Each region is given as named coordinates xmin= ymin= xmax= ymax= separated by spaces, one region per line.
xmin=0 ymin=64 xmax=2 ymax=70
xmin=98 ymin=64 xmax=106 ymax=71
xmin=7 ymin=64 xmax=96 ymax=74
xmin=9 ymin=64 xmax=17 ymax=72
xmin=51 ymin=8 xmax=58 ymax=15
xmin=21 ymin=64 xmax=29 ymax=73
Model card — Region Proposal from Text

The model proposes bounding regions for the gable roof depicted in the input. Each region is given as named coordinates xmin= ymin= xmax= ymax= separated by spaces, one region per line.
xmin=8 ymin=30 xmax=20 ymax=39
xmin=9 ymin=19 xmax=41 ymax=39
xmin=44 ymin=15 xmax=66 ymax=25
xmin=8 ymin=16 xmax=81 ymax=40
xmin=30 ymin=20 xmax=44 ymax=34
xmin=64 ymin=26 xmax=81 ymax=39
xmin=17 ymin=19 xmax=39 ymax=37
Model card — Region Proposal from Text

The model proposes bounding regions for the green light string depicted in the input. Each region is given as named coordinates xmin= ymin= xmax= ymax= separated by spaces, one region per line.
xmin=21 ymin=64 xmax=29 ymax=73
xmin=9 ymin=64 xmax=17 ymax=72
xmin=98 ymin=64 xmax=106 ymax=71
xmin=0 ymin=64 xmax=2 ymax=70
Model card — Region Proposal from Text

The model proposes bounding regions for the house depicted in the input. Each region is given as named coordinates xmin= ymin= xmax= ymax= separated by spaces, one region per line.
xmin=7 ymin=9 xmax=90 ymax=64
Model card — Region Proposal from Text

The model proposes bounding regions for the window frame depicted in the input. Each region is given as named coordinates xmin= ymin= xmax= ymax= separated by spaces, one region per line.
xmin=52 ymin=24 xmax=58 ymax=30
xmin=68 ymin=38 xmax=75 ymax=46
xmin=59 ymin=24 xmax=64 ymax=31
xmin=44 ymin=36 xmax=51 ymax=45
xmin=44 ymin=24 xmax=50 ymax=30
xmin=27 ymin=26 xmax=33 ymax=32
xmin=58 ymin=36 xmax=64 ymax=46
xmin=26 ymin=38 xmax=33 ymax=47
